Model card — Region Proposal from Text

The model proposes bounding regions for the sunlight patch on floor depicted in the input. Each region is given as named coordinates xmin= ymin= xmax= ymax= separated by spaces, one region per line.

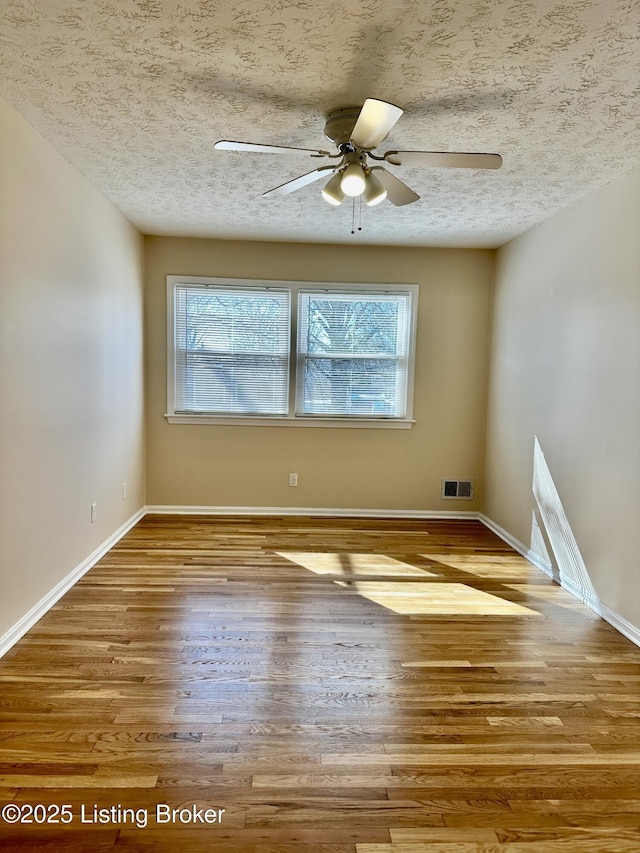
xmin=340 ymin=580 xmax=540 ymax=616
xmin=278 ymin=552 xmax=540 ymax=616
xmin=503 ymin=583 xmax=589 ymax=611
xmin=420 ymin=552 xmax=535 ymax=579
xmin=276 ymin=552 xmax=436 ymax=577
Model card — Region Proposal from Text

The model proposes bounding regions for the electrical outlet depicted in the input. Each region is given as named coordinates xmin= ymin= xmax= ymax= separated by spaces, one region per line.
xmin=90 ymin=503 xmax=97 ymax=523
xmin=288 ymin=473 xmax=298 ymax=487
xmin=122 ymin=482 xmax=127 ymax=500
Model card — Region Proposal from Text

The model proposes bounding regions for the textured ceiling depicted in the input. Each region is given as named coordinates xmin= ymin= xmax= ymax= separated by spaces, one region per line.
xmin=1 ymin=0 xmax=639 ymax=247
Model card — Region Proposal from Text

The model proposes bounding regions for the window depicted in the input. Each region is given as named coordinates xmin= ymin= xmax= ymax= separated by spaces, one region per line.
xmin=297 ymin=291 xmax=412 ymax=417
xmin=167 ymin=276 xmax=418 ymax=428
xmin=173 ymin=285 xmax=290 ymax=416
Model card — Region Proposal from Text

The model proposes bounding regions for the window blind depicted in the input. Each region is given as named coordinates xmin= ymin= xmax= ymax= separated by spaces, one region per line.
xmin=296 ymin=290 xmax=412 ymax=418
xmin=174 ymin=285 xmax=290 ymax=415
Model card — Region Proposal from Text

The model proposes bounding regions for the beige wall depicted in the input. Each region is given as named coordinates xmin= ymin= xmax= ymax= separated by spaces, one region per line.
xmin=145 ymin=237 xmax=493 ymax=510
xmin=0 ymin=98 xmax=145 ymax=642
xmin=485 ymin=167 xmax=640 ymax=627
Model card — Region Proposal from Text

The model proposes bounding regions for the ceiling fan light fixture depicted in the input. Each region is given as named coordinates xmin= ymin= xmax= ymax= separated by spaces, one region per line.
xmin=321 ymin=171 xmax=345 ymax=206
xmin=363 ymin=170 xmax=387 ymax=207
xmin=215 ymin=97 xmax=501 ymax=213
xmin=341 ymin=162 xmax=366 ymax=197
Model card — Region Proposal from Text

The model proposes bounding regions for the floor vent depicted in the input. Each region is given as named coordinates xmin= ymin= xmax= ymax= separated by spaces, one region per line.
xmin=441 ymin=479 xmax=475 ymax=500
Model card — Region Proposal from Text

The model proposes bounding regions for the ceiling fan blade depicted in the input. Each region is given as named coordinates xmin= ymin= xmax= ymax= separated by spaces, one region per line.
xmin=372 ymin=167 xmax=419 ymax=206
xmin=215 ymin=139 xmax=332 ymax=156
xmin=385 ymin=150 xmax=503 ymax=169
xmin=350 ymin=99 xmax=403 ymax=151
xmin=262 ymin=165 xmax=337 ymax=198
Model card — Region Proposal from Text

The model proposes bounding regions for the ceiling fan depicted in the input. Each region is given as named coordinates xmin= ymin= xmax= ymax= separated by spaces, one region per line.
xmin=214 ymin=98 xmax=502 ymax=208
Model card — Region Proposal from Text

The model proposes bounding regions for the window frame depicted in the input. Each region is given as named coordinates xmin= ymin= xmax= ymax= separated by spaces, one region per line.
xmin=166 ymin=275 xmax=418 ymax=429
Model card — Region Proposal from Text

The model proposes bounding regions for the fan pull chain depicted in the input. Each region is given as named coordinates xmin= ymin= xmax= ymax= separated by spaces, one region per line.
xmin=350 ymin=197 xmax=364 ymax=235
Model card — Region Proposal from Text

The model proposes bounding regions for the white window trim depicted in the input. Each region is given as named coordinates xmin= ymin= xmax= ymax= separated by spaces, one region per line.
xmin=165 ymin=275 xmax=418 ymax=429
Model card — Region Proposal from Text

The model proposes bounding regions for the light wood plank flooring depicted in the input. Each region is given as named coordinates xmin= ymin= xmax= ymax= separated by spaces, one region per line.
xmin=1 ymin=515 xmax=640 ymax=851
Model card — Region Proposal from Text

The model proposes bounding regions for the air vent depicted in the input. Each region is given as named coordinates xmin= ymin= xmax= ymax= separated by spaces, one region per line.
xmin=441 ymin=479 xmax=475 ymax=500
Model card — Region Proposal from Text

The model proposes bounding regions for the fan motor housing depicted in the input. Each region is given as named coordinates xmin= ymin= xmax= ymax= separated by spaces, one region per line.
xmin=323 ymin=106 xmax=361 ymax=146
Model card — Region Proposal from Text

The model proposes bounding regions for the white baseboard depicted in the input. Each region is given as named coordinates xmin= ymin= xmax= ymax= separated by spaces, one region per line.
xmin=599 ymin=604 xmax=640 ymax=648
xmin=478 ymin=513 xmax=554 ymax=576
xmin=0 ymin=507 xmax=146 ymax=659
xmin=551 ymin=573 xmax=603 ymax=614
xmin=145 ymin=504 xmax=480 ymax=520
xmin=479 ymin=513 xmax=640 ymax=649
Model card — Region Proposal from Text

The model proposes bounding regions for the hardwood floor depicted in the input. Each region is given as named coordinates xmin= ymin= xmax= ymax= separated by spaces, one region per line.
xmin=1 ymin=514 xmax=640 ymax=851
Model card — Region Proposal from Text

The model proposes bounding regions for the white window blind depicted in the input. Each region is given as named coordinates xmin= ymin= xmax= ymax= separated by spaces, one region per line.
xmin=173 ymin=284 xmax=290 ymax=415
xmin=297 ymin=290 xmax=412 ymax=418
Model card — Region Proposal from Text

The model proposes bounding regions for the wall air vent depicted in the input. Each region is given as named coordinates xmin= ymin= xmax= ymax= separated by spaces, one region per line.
xmin=441 ymin=479 xmax=475 ymax=500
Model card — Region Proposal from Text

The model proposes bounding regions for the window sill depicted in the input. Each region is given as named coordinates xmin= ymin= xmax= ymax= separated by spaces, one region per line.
xmin=165 ymin=414 xmax=415 ymax=429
